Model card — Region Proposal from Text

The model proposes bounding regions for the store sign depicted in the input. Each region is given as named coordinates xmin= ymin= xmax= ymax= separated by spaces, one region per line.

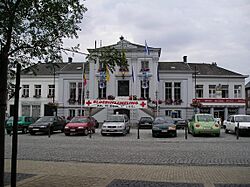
xmin=193 ymin=99 xmax=245 ymax=103
xmin=84 ymin=99 xmax=148 ymax=109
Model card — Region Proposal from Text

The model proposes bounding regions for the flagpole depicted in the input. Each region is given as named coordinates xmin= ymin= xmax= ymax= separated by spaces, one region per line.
xmin=80 ymin=62 xmax=85 ymax=115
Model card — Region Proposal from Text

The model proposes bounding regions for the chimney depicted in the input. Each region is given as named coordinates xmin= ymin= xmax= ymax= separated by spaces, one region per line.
xmin=68 ymin=57 xmax=73 ymax=63
xmin=183 ymin=56 xmax=187 ymax=63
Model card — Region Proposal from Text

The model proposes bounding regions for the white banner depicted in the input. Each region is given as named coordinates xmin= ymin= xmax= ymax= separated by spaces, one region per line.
xmin=84 ymin=99 xmax=148 ymax=109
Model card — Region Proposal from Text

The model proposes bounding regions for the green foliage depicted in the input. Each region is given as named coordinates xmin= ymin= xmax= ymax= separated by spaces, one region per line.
xmin=0 ymin=0 xmax=87 ymax=65
xmin=86 ymin=46 xmax=129 ymax=73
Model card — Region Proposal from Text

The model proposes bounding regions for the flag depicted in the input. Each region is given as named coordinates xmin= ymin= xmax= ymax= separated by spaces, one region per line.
xmin=144 ymin=40 xmax=149 ymax=55
xmin=106 ymin=66 xmax=110 ymax=82
xmin=156 ymin=64 xmax=160 ymax=82
xmin=83 ymin=63 xmax=87 ymax=87
xmin=83 ymin=72 xmax=87 ymax=87
xmin=132 ymin=65 xmax=135 ymax=82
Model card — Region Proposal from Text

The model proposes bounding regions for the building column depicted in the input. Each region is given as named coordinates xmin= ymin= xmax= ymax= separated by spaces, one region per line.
xmin=210 ymin=107 xmax=214 ymax=115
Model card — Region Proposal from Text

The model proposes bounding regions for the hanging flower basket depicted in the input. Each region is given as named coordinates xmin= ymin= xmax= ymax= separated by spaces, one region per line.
xmin=165 ymin=98 xmax=173 ymax=105
xmin=191 ymin=100 xmax=203 ymax=108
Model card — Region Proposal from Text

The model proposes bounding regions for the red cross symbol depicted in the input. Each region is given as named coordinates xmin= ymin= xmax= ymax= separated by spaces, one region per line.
xmin=140 ymin=101 xmax=146 ymax=108
xmin=86 ymin=100 xmax=92 ymax=106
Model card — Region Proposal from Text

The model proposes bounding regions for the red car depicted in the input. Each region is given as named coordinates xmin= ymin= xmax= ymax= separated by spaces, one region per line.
xmin=64 ymin=116 xmax=96 ymax=136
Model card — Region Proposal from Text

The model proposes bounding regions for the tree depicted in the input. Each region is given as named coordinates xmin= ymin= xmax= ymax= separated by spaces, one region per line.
xmin=0 ymin=1 xmax=87 ymax=185
xmin=86 ymin=46 xmax=128 ymax=73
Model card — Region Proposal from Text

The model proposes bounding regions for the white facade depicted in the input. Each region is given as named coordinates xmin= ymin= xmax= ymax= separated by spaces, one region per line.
xmin=7 ymin=39 xmax=248 ymax=123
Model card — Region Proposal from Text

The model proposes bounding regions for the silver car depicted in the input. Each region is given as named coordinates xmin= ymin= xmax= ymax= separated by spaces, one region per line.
xmin=101 ymin=114 xmax=130 ymax=136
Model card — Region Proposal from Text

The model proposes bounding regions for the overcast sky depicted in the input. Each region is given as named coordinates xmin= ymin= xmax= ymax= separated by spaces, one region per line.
xmin=63 ymin=0 xmax=250 ymax=83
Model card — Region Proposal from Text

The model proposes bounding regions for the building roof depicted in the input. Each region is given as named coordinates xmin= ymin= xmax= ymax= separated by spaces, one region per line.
xmin=188 ymin=63 xmax=246 ymax=77
xmin=88 ymin=38 xmax=161 ymax=57
xmin=158 ymin=62 xmax=192 ymax=72
xmin=246 ymin=81 xmax=250 ymax=88
xmin=21 ymin=62 xmax=89 ymax=76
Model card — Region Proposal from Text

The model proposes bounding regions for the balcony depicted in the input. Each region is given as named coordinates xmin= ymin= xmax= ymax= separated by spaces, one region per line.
xmin=21 ymin=94 xmax=29 ymax=98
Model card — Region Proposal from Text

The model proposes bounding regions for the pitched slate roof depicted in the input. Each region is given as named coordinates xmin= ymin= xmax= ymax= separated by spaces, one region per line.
xmin=158 ymin=62 xmax=192 ymax=72
xmin=246 ymin=81 xmax=250 ymax=88
xmin=188 ymin=63 xmax=245 ymax=77
xmin=21 ymin=62 xmax=89 ymax=76
xmin=21 ymin=63 xmax=68 ymax=76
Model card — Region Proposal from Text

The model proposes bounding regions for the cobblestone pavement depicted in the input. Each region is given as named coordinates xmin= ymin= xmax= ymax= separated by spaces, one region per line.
xmin=3 ymin=160 xmax=250 ymax=187
xmin=4 ymin=129 xmax=250 ymax=166
xmin=3 ymin=129 xmax=250 ymax=186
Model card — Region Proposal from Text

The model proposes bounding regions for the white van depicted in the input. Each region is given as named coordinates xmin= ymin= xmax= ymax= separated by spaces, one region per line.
xmin=101 ymin=114 xmax=130 ymax=136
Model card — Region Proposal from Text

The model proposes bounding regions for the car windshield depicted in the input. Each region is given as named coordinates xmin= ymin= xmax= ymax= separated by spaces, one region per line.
xmin=106 ymin=115 xmax=124 ymax=122
xmin=7 ymin=116 xmax=22 ymax=122
xmin=37 ymin=116 xmax=54 ymax=122
xmin=235 ymin=116 xmax=250 ymax=122
xmin=197 ymin=115 xmax=214 ymax=122
xmin=70 ymin=117 xmax=89 ymax=123
xmin=153 ymin=117 xmax=174 ymax=124
xmin=140 ymin=117 xmax=152 ymax=122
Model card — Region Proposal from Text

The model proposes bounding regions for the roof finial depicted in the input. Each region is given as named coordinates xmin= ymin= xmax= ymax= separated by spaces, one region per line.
xmin=120 ymin=35 xmax=124 ymax=41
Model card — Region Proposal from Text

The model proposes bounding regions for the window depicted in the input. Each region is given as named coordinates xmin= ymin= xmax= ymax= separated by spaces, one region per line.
xmin=69 ymin=109 xmax=76 ymax=117
xmin=69 ymin=83 xmax=76 ymax=100
xmin=248 ymin=90 xmax=250 ymax=98
xmin=78 ymin=109 xmax=84 ymax=116
xmin=78 ymin=83 xmax=83 ymax=104
xmin=140 ymin=80 xmax=149 ymax=99
xmin=141 ymin=61 xmax=149 ymax=71
xmin=98 ymin=81 xmax=107 ymax=98
xmin=221 ymin=85 xmax=229 ymax=98
xmin=174 ymin=82 xmax=181 ymax=100
xmin=22 ymin=105 xmax=30 ymax=116
xmin=234 ymin=85 xmax=242 ymax=98
xmin=165 ymin=82 xmax=172 ymax=100
xmin=34 ymin=85 xmax=41 ymax=97
xmin=48 ymin=85 xmax=55 ymax=97
xmin=209 ymin=85 xmax=216 ymax=98
xmin=22 ymin=85 xmax=29 ymax=97
xmin=196 ymin=85 xmax=203 ymax=98
xmin=248 ymin=100 xmax=250 ymax=107
xmin=32 ymin=105 xmax=40 ymax=118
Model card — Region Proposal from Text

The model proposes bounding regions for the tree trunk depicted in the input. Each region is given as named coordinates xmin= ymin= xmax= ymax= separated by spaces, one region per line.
xmin=0 ymin=50 xmax=8 ymax=187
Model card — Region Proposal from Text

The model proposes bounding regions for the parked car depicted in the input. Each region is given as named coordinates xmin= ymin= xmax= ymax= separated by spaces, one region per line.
xmin=5 ymin=116 xmax=35 ymax=134
xmin=138 ymin=117 xmax=153 ymax=129
xmin=101 ymin=114 xmax=130 ymax=136
xmin=173 ymin=118 xmax=187 ymax=129
xmin=188 ymin=114 xmax=220 ymax=137
xmin=29 ymin=116 xmax=66 ymax=135
xmin=64 ymin=116 xmax=96 ymax=136
xmin=224 ymin=115 xmax=250 ymax=135
xmin=152 ymin=116 xmax=177 ymax=137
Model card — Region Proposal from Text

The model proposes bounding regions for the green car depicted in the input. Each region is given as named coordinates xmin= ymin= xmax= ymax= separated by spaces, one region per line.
xmin=188 ymin=114 xmax=220 ymax=137
xmin=5 ymin=116 xmax=35 ymax=134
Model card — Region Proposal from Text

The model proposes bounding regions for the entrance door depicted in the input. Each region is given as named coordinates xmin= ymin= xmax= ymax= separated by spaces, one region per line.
xmin=114 ymin=109 xmax=130 ymax=119
xmin=118 ymin=80 xmax=129 ymax=96
xmin=214 ymin=108 xmax=224 ymax=124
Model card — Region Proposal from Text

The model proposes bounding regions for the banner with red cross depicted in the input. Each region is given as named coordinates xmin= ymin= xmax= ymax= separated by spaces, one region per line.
xmin=84 ymin=99 xmax=148 ymax=109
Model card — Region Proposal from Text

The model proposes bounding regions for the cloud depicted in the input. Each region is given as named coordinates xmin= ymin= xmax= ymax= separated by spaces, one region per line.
xmin=63 ymin=0 xmax=250 ymax=82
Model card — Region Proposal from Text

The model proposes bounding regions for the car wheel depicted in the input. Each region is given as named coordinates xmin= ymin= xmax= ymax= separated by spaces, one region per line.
xmin=82 ymin=129 xmax=87 ymax=136
xmin=172 ymin=132 xmax=177 ymax=137
xmin=29 ymin=131 xmax=35 ymax=135
xmin=188 ymin=127 xmax=191 ymax=134
xmin=225 ymin=128 xmax=229 ymax=134
xmin=127 ymin=127 xmax=130 ymax=134
xmin=6 ymin=130 xmax=11 ymax=135
xmin=216 ymin=133 xmax=220 ymax=137
xmin=92 ymin=128 xmax=95 ymax=133
xmin=101 ymin=131 xmax=106 ymax=136
xmin=22 ymin=128 xmax=28 ymax=134
xmin=64 ymin=133 xmax=70 ymax=136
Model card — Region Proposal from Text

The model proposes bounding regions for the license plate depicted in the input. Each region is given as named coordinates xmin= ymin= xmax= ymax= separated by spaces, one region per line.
xmin=161 ymin=130 xmax=168 ymax=132
xmin=70 ymin=129 xmax=76 ymax=132
xmin=109 ymin=129 xmax=115 ymax=132
xmin=33 ymin=129 xmax=39 ymax=131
